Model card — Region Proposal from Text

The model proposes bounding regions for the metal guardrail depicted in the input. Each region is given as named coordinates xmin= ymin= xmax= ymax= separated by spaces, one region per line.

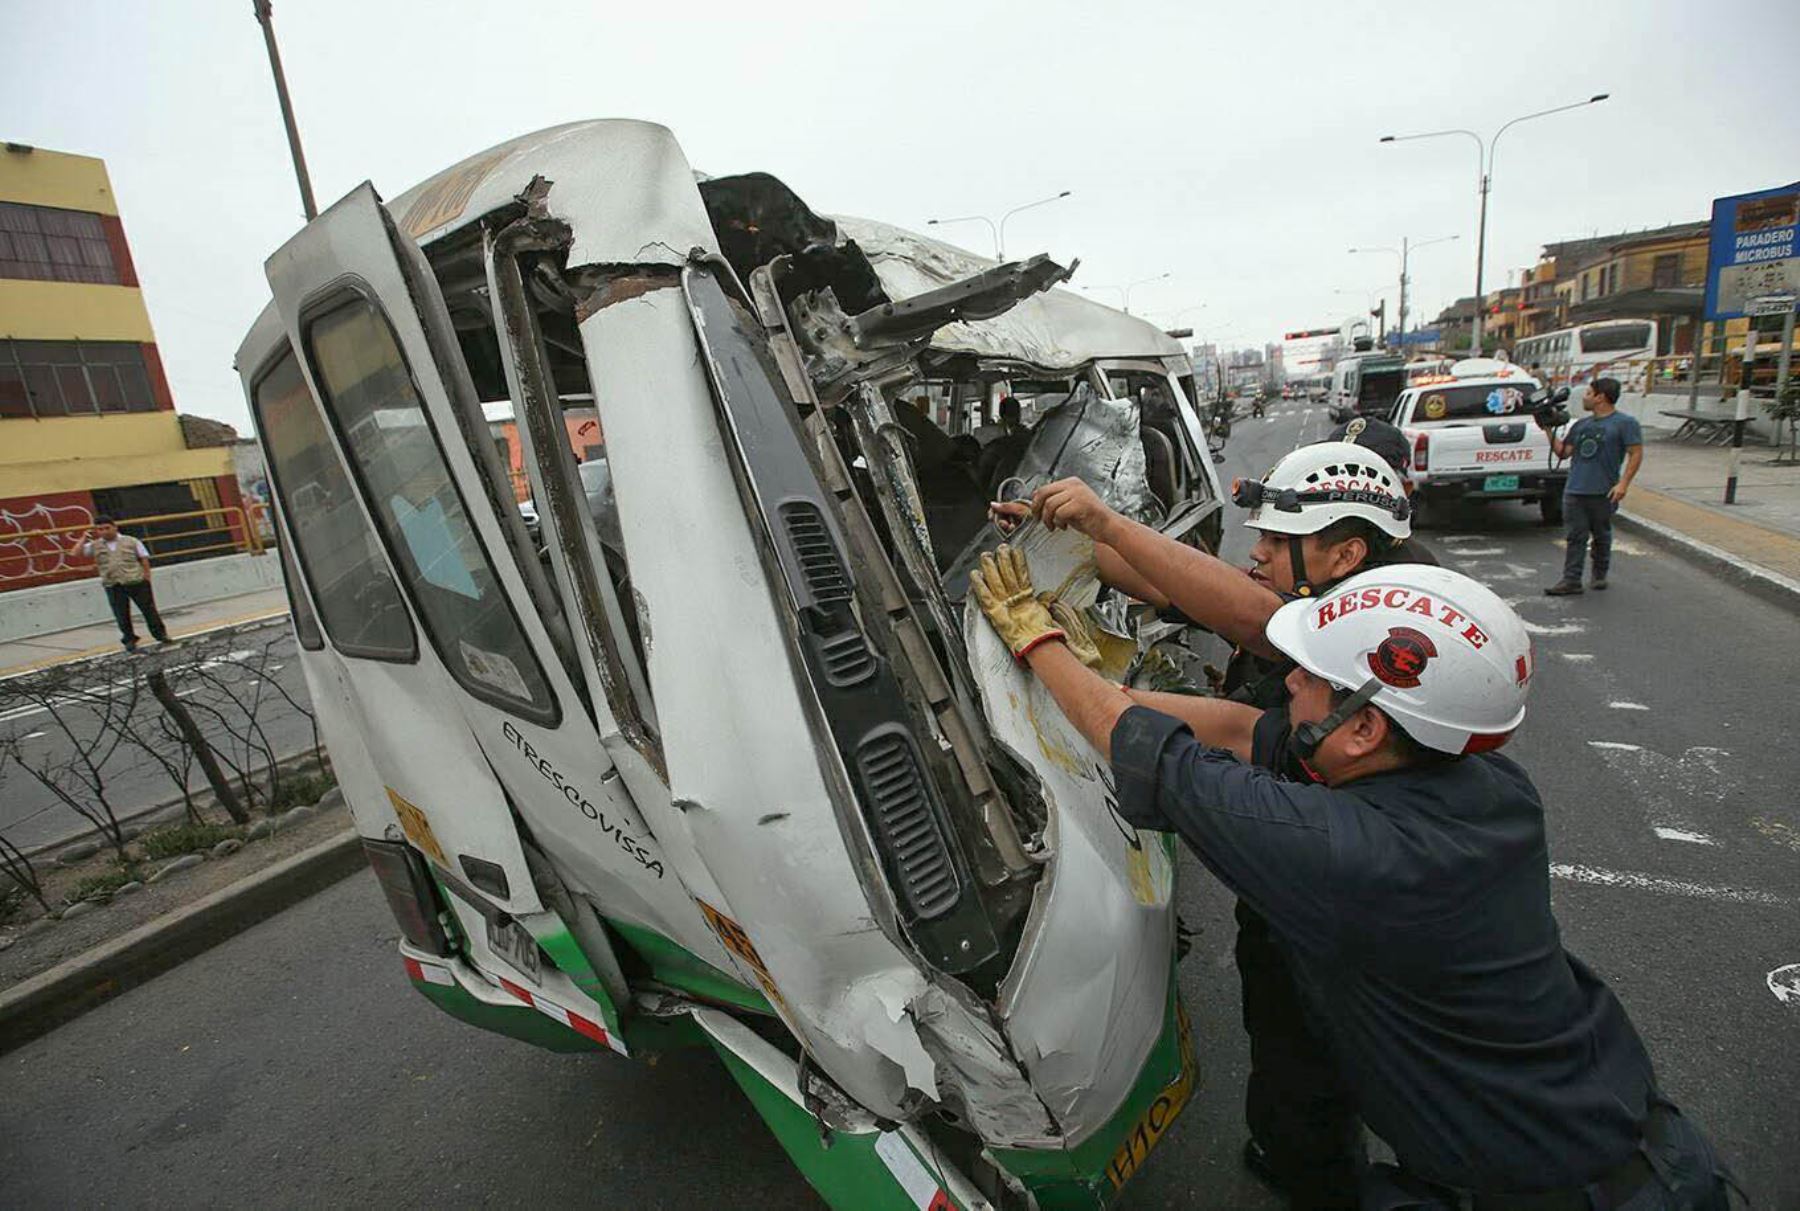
xmin=0 ymin=503 xmax=271 ymax=591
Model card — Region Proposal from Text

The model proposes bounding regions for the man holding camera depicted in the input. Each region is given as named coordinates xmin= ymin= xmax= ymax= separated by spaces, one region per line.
xmin=1543 ymin=376 xmax=1643 ymax=595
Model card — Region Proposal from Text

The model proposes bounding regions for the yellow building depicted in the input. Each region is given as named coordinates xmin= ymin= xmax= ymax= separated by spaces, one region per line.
xmin=1537 ymin=222 xmax=1711 ymax=354
xmin=0 ymin=142 xmax=243 ymax=588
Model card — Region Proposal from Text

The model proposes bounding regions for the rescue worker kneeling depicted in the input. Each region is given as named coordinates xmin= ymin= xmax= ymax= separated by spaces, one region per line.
xmin=971 ymin=551 xmax=1735 ymax=1210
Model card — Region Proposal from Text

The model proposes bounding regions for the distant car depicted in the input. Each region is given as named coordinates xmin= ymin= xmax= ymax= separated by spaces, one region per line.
xmin=517 ymin=496 xmax=541 ymax=544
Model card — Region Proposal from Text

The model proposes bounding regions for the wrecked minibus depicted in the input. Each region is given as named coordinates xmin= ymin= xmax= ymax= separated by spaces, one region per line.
xmin=235 ymin=120 xmax=1227 ymax=1209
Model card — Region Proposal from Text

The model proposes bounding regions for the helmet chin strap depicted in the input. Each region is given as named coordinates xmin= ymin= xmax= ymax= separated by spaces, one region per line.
xmin=1292 ymin=677 xmax=1384 ymax=760
xmin=1288 ymin=536 xmax=1314 ymax=597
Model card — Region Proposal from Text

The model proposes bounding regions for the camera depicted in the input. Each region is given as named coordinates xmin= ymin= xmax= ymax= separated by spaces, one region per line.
xmin=1531 ymin=386 xmax=1571 ymax=430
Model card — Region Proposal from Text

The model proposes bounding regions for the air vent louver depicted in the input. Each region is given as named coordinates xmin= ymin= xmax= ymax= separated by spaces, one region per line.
xmin=817 ymin=629 xmax=876 ymax=687
xmin=855 ymin=732 xmax=958 ymax=919
xmin=779 ymin=501 xmax=852 ymax=605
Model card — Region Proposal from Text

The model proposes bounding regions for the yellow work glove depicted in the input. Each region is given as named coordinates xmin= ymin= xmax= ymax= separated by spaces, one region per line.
xmin=1043 ymin=596 xmax=1103 ymax=669
xmin=971 ymin=545 xmax=1067 ymax=662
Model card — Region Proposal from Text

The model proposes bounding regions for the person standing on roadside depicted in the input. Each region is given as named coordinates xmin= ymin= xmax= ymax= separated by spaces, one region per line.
xmin=71 ymin=516 xmax=171 ymax=652
xmin=1543 ymin=376 xmax=1642 ymax=595
xmin=1548 ymin=372 xmax=1648 ymax=590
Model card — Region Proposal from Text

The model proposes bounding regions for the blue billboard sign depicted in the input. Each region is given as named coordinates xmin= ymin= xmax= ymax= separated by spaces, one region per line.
xmin=1705 ymin=182 xmax=1800 ymax=320
xmin=1393 ymin=328 xmax=1442 ymax=346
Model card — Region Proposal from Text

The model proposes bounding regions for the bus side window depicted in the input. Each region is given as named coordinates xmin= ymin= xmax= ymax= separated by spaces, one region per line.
xmin=274 ymin=512 xmax=322 ymax=650
xmin=253 ymin=346 xmax=414 ymax=661
xmin=303 ymin=294 xmax=559 ymax=726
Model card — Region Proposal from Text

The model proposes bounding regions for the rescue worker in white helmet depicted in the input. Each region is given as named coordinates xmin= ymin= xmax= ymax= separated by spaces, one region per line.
xmin=970 ymin=555 xmax=1735 ymax=1211
xmin=994 ymin=441 xmax=1420 ymax=1206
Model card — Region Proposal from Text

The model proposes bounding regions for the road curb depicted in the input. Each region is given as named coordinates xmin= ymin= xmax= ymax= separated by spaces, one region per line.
xmin=1615 ymin=510 xmax=1800 ymax=612
xmin=0 ymin=829 xmax=364 ymax=1055
xmin=0 ymin=609 xmax=289 ymax=683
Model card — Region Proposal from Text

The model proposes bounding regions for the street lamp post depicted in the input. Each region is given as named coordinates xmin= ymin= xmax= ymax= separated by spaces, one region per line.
xmin=1351 ymin=233 xmax=1459 ymax=348
xmin=1334 ymin=286 xmax=1386 ymax=342
xmin=1381 ymin=94 xmax=1608 ymax=353
xmin=1123 ymin=272 xmax=1172 ymax=315
xmin=251 ymin=0 xmax=317 ymax=221
xmin=927 ymin=190 xmax=1071 ymax=260
xmin=1078 ymin=272 xmax=1172 ymax=315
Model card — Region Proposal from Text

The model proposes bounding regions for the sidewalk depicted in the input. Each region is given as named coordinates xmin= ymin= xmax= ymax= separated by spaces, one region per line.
xmin=1620 ymin=432 xmax=1800 ymax=600
xmin=0 ymin=587 xmax=290 ymax=678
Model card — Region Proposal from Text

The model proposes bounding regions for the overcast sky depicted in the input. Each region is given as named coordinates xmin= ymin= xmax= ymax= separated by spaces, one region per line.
xmin=5 ymin=0 xmax=1797 ymax=429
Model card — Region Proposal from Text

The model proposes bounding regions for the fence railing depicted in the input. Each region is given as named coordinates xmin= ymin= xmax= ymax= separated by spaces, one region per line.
xmin=0 ymin=503 xmax=271 ymax=591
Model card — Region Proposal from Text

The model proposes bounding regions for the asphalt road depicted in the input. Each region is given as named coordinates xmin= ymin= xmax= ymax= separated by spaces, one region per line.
xmin=5 ymin=401 xmax=1796 ymax=1208
xmin=0 ymin=621 xmax=318 ymax=851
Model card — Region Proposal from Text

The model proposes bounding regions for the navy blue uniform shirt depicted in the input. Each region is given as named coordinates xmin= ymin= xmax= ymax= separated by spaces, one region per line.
xmin=1111 ymin=705 xmax=1657 ymax=1192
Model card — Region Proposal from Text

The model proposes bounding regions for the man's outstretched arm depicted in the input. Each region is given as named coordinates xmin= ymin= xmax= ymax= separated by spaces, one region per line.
xmin=1034 ymin=479 xmax=1283 ymax=657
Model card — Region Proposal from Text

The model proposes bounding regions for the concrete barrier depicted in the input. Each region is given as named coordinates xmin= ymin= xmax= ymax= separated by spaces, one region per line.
xmin=0 ymin=552 xmax=284 ymax=643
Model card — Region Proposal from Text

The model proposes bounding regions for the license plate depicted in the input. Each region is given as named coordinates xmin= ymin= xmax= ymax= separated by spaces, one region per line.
xmin=1483 ymin=474 xmax=1520 ymax=492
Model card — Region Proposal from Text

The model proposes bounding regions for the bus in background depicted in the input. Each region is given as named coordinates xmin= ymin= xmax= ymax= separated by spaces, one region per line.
xmin=1515 ymin=319 xmax=1657 ymax=396
xmin=1293 ymin=371 xmax=1332 ymax=402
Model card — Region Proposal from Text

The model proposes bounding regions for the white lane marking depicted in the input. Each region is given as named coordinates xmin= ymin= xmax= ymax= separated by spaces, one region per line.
xmin=22 ymin=730 xmax=45 ymax=740
xmin=1521 ymin=618 xmax=1586 ymax=636
xmin=1559 ymin=653 xmax=1596 ymax=662
xmin=1608 ymin=701 xmax=1649 ymax=711
xmin=1769 ymin=964 xmax=1800 ymax=1005
xmin=1585 ymin=743 xmax=1730 ymax=836
xmin=1449 ymin=546 xmax=1506 ymax=556
xmin=1440 ymin=534 xmax=1487 ymax=544
xmin=1550 ymin=863 xmax=1786 ymax=905
xmin=1462 ymin=562 xmax=1530 ymax=581
xmin=1652 ymin=827 xmax=1717 ymax=845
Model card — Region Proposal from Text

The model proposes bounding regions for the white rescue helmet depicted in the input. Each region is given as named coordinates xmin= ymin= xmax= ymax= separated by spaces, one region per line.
xmin=1264 ymin=564 xmax=1533 ymax=755
xmin=1235 ymin=440 xmax=1411 ymax=540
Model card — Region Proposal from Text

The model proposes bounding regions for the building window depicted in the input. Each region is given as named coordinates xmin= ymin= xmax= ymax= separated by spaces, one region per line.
xmin=1608 ymin=264 xmax=1620 ymax=295
xmin=1651 ymin=253 xmax=1679 ymax=289
xmin=0 ymin=339 xmax=155 ymax=419
xmin=0 ymin=202 xmax=120 ymax=284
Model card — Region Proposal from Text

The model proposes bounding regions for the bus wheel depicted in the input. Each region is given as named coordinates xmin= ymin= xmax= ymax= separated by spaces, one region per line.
xmin=1539 ymin=494 xmax=1564 ymax=526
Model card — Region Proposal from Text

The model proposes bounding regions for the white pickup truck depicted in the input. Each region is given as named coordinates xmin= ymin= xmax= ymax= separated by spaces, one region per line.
xmin=1390 ymin=358 xmax=1568 ymax=525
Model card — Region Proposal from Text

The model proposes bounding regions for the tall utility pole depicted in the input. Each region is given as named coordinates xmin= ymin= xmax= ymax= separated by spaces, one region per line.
xmin=252 ymin=1 xmax=317 ymax=221
xmin=1381 ymin=94 xmax=1608 ymax=353
xmin=1351 ymin=234 xmax=1458 ymax=351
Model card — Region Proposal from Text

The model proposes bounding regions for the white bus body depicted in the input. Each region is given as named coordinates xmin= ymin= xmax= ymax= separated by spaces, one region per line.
xmin=235 ymin=121 xmax=1222 ymax=1209
xmin=1514 ymin=320 xmax=1658 ymax=396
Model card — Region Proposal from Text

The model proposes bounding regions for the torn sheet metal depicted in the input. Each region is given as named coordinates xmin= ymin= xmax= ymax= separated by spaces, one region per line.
xmin=942 ymin=390 xmax=1154 ymax=600
xmin=963 ymin=523 xmax=1178 ymax=1143
xmin=386 ymin=119 xmax=721 ymax=265
xmin=835 ymin=215 xmax=1187 ymax=370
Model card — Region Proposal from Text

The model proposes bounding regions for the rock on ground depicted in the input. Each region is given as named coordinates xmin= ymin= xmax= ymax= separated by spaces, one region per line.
xmin=211 ymin=839 xmax=244 ymax=858
xmin=59 ymin=900 xmax=101 ymax=921
xmin=147 ymin=853 xmax=205 ymax=884
xmin=56 ymin=842 xmax=101 ymax=867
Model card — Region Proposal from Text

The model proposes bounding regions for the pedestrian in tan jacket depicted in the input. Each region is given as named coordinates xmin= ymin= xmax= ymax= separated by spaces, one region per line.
xmin=72 ymin=516 xmax=171 ymax=652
